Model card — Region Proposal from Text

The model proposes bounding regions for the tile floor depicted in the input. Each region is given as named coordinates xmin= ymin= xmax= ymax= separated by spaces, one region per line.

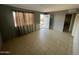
xmin=2 ymin=29 xmax=73 ymax=55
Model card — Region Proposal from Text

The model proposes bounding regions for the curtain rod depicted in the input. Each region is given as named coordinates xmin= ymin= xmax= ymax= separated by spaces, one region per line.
xmin=11 ymin=9 xmax=35 ymax=13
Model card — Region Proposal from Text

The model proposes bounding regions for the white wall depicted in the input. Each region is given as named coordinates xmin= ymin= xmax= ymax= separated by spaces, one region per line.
xmin=53 ymin=13 xmax=65 ymax=32
xmin=69 ymin=14 xmax=76 ymax=33
xmin=72 ymin=14 xmax=78 ymax=37
xmin=73 ymin=14 xmax=79 ymax=54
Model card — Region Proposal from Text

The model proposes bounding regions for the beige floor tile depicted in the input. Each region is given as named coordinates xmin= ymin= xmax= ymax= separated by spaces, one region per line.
xmin=2 ymin=29 xmax=73 ymax=55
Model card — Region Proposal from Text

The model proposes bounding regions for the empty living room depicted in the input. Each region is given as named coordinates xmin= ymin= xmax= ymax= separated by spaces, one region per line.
xmin=0 ymin=4 xmax=79 ymax=55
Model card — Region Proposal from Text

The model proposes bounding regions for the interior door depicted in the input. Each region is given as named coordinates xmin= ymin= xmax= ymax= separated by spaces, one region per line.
xmin=63 ymin=14 xmax=72 ymax=32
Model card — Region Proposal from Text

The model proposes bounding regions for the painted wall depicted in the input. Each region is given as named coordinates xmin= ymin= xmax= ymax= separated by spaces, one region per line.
xmin=53 ymin=13 xmax=65 ymax=32
xmin=0 ymin=5 xmax=16 ymax=41
xmin=69 ymin=14 xmax=76 ymax=33
xmin=72 ymin=14 xmax=78 ymax=37
xmin=73 ymin=14 xmax=79 ymax=54
xmin=35 ymin=12 xmax=40 ymax=30
xmin=49 ymin=14 xmax=54 ymax=29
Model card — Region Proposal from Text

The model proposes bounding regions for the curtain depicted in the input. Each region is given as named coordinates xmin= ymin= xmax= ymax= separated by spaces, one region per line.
xmin=13 ymin=11 xmax=35 ymax=36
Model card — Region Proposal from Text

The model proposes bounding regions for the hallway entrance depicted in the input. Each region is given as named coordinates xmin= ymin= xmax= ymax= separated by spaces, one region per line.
xmin=40 ymin=14 xmax=50 ymax=29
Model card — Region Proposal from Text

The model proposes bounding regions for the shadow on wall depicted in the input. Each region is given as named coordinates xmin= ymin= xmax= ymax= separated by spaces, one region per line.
xmin=49 ymin=14 xmax=54 ymax=29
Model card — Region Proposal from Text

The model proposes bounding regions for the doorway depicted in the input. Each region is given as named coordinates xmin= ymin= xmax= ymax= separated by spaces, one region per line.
xmin=40 ymin=14 xmax=50 ymax=29
xmin=63 ymin=14 xmax=72 ymax=32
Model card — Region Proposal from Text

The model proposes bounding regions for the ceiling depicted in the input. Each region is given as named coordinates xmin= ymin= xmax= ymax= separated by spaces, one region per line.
xmin=8 ymin=4 xmax=79 ymax=12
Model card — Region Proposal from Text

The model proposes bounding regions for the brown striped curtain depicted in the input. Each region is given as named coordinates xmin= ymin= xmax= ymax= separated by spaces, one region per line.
xmin=13 ymin=11 xmax=35 ymax=36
